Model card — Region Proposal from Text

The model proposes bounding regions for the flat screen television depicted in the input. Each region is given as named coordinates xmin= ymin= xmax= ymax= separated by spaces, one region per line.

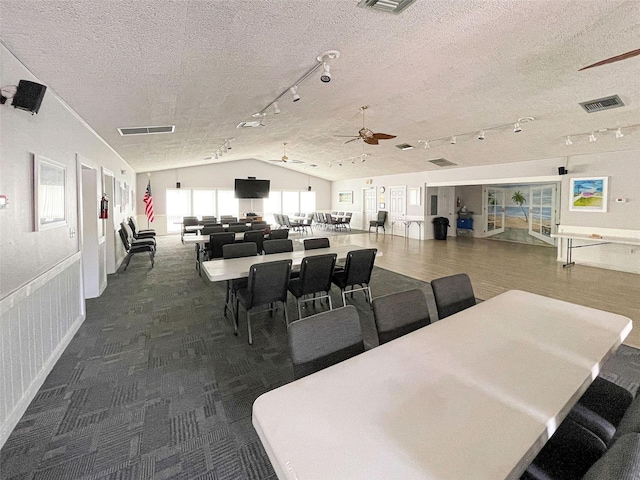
xmin=234 ymin=178 xmax=270 ymax=199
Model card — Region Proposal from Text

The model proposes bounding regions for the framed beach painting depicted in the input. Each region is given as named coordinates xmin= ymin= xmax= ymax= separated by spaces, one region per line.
xmin=569 ymin=177 xmax=608 ymax=212
xmin=33 ymin=154 xmax=67 ymax=231
xmin=338 ymin=191 xmax=353 ymax=204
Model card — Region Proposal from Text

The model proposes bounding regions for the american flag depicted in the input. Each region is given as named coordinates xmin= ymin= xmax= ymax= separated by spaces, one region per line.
xmin=143 ymin=179 xmax=155 ymax=223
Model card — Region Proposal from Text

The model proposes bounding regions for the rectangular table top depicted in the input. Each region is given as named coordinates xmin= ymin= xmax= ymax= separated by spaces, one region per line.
xmin=551 ymin=232 xmax=640 ymax=245
xmin=183 ymin=233 xmax=246 ymax=244
xmin=252 ymin=290 xmax=631 ymax=480
xmin=201 ymin=244 xmax=380 ymax=282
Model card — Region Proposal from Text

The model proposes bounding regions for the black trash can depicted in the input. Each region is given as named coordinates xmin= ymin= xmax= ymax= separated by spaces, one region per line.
xmin=432 ymin=217 xmax=450 ymax=240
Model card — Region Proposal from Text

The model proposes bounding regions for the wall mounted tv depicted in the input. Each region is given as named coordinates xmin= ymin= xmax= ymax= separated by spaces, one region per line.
xmin=234 ymin=178 xmax=271 ymax=199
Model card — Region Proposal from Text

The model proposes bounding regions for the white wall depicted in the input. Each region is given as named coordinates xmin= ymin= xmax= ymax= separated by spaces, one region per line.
xmin=0 ymin=43 xmax=135 ymax=448
xmin=136 ymin=161 xmax=331 ymax=234
xmin=332 ymin=152 xmax=640 ymax=272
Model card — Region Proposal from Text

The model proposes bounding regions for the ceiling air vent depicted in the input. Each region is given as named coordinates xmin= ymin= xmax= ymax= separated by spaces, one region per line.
xmin=395 ymin=143 xmax=414 ymax=150
xmin=579 ymin=95 xmax=624 ymax=113
xmin=357 ymin=0 xmax=418 ymax=14
xmin=236 ymin=121 xmax=264 ymax=128
xmin=118 ymin=125 xmax=175 ymax=136
xmin=429 ymin=158 xmax=457 ymax=167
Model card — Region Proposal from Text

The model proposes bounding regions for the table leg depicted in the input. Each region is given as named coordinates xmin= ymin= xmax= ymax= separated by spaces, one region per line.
xmin=563 ymin=238 xmax=575 ymax=268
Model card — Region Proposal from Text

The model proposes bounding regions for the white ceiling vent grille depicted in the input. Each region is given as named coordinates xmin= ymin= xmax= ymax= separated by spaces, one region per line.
xmin=429 ymin=158 xmax=457 ymax=167
xmin=395 ymin=143 xmax=414 ymax=150
xmin=579 ymin=95 xmax=624 ymax=113
xmin=118 ymin=125 xmax=175 ymax=136
xmin=357 ymin=0 xmax=418 ymax=14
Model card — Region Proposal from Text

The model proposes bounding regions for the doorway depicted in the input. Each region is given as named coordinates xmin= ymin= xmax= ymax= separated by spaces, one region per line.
xmin=78 ymin=160 xmax=103 ymax=298
xmin=362 ymin=187 xmax=376 ymax=230
xmin=102 ymin=169 xmax=117 ymax=274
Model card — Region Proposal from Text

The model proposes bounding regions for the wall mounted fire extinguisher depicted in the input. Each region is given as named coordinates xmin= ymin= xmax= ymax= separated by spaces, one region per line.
xmin=99 ymin=194 xmax=109 ymax=219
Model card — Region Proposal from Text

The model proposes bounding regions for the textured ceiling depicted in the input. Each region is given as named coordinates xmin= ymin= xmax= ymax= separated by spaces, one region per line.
xmin=1 ymin=0 xmax=640 ymax=181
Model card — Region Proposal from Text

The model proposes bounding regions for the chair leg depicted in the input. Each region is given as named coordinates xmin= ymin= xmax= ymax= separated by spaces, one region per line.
xmin=366 ymin=285 xmax=372 ymax=304
xmin=124 ymin=253 xmax=133 ymax=270
xmin=149 ymin=252 xmax=154 ymax=267
xmin=341 ymin=289 xmax=346 ymax=306
xmin=247 ymin=311 xmax=252 ymax=345
xmin=297 ymin=298 xmax=303 ymax=320
xmin=283 ymin=301 xmax=289 ymax=325
xmin=327 ymin=294 xmax=333 ymax=311
xmin=234 ymin=297 xmax=239 ymax=335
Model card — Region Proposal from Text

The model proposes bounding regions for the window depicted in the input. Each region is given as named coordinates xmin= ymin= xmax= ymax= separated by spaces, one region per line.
xmin=166 ymin=188 xmax=192 ymax=233
xmin=217 ymin=190 xmax=239 ymax=218
xmin=282 ymin=191 xmax=300 ymax=214
xmin=300 ymin=191 xmax=316 ymax=213
xmin=263 ymin=190 xmax=282 ymax=225
xmin=192 ymin=189 xmax=216 ymax=218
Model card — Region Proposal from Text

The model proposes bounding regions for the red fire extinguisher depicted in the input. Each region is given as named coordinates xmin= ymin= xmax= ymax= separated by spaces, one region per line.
xmin=100 ymin=194 xmax=109 ymax=219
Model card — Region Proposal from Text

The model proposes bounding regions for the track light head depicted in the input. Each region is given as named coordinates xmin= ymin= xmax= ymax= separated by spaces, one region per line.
xmin=273 ymin=102 xmax=280 ymax=114
xmin=450 ymin=136 xmax=457 ymax=145
xmin=290 ymin=86 xmax=300 ymax=102
xmin=478 ymin=130 xmax=485 ymax=140
xmin=514 ymin=122 xmax=522 ymax=133
xmin=616 ymin=127 xmax=624 ymax=138
xmin=565 ymin=136 xmax=573 ymax=146
xmin=320 ymin=63 xmax=331 ymax=83
xmin=589 ymin=132 xmax=597 ymax=142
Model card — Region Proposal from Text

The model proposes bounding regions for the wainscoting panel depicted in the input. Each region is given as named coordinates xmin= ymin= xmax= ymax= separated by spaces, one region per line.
xmin=99 ymin=237 xmax=107 ymax=295
xmin=0 ymin=252 xmax=85 ymax=449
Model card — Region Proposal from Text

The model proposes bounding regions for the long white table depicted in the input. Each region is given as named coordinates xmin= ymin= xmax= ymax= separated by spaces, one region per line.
xmin=252 ymin=290 xmax=632 ymax=480
xmin=391 ymin=215 xmax=425 ymax=240
xmin=202 ymin=244 xmax=380 ymax=282
xmin=552 ymin=232 xmax=640 ymax=268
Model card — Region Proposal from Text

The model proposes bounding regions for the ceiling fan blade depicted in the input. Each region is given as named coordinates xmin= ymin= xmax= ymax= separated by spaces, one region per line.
xmin=364 ymin=138 xmax=379 ymax=145
xmin=579 ymin=48 xmax=640 ymax=71
xmin=344 ymin=138 xmax=361 ymax=144
xmin=268 ymin=159 xmax=283 ymax=162
xmin=335 ymin=135 xmax=360 ymax=138
xmin=288 ymin=160 xmax=304 ymax=164
xmin=372 ymin=133 xmax=396 ymax=140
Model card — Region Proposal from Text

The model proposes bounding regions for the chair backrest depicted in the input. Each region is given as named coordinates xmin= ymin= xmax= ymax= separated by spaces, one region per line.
xmin=243 ymin=230 xmax=265 ymax=253
xmin=128 ymin=217 xmax=138 ymax=235
xmin=251 ymin=221 xmax=268 ymax=230
xmin=287 ymin=305 xmax=364 ymax=380
xmin=120 ymin=222 xmax=135 ymax=242
xmin=377 ymin=211 xmax=388 ymax=223
xmin=372 ymin=289 xmax=431 ymax=344
xmin=223 ymin=242 xmax=257 ymax=259
xmin=246 ymin=259 xmax=292 ymax=308
xmin=343 ymin=248 xmax=377 ymax=286
xmin=207 ymin=232 xmax=236 ymax=259
xmin=282 ymin=215 xmax=292 ymax=227
xmin=201 ymin=225 xmax=225 ymax=235
xmin=220 ymin=216 xmax=238 ymax=223
xmin=297 ymin=254 xmax=337 ymax=296
xmin=269 ymin=229 xmax=289 ymax=240
xmin=183 ymin=217 xmax=199 ymax=227
xmin=118 ymin=228 xmax=131 ymax=251
xmin=201 ymin=216 xmax=217 ymax=222
xmin=263 ymin=239 xmax=293 ymax=254
xmin=303 ymin=237 xmax=330 ymax=250
xmin=227 ymin=224 xmax=249 ymax=233
xmin=430 ymin=273 xmax=476 ymax=319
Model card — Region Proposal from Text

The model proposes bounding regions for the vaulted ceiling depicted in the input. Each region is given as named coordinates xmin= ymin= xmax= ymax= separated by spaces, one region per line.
xmin=1 ymin=1 xmax=639 ymax=181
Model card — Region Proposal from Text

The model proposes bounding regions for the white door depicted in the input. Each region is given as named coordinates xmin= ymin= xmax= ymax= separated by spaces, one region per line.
xmin=529 ymin=184 xmax=557 ymax=245
xmin=438 ymin=186 xmax=456 ymax=236
xmin=484 ymin=187 xmax=506 ymax=236
xmin=388 ymin=186 xmax=406 ymax=232
xmin=362 ymin=187 xmax=376 ymax=230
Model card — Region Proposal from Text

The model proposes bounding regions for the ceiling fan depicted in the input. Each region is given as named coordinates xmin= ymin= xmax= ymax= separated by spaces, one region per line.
xmin=579 ymin=48 xmax=640 ymax=71
xmin=337 ymin=106 xmax=396 ymax=145
xmin=268 ymin=143 xmax=304 ymax=164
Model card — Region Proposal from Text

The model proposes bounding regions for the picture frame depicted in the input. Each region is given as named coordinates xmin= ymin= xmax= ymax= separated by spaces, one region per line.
xmin=33 ymin=154 xmax=67 ymax=231
xmin=338 ymin=191 xmax=353 ymax=204
xmin=409 ymin=187 xmax=421 ymax=206
xmin=569 ymin=177 xmax=608 ymax=212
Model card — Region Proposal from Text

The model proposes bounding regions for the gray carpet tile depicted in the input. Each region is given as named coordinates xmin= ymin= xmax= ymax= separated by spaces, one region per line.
xmin=2 ymin=233 xmax=640 ymax=480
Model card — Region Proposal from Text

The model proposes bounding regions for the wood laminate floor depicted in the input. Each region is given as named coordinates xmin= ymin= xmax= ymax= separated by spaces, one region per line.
xmin=322 ymin=230 xmax=640 ymax=347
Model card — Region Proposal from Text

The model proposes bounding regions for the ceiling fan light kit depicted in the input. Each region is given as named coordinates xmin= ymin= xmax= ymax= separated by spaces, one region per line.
xmin=339 ymin=105 xmax=397 ymax=145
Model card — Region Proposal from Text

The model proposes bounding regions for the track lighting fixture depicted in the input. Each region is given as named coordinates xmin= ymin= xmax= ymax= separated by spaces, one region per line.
xmin=214 ymin=152 xmax=219 ymax=159
xmin=290 ymin=86 xmax=300 ymax=102
xmin=417 ymin=117 xmax=534 ymax=148
xmin=327 ymin=153 xmax=371 ymax=167
xmin=450 ymin=136 xmax=457 ymax=145
xmin=273 ymin=102 xmax=280 ymax=114
xmin=514 ymin=122 xmax=522 ymax=133
xmin=565 ymin=136 xmax=573 ymax=146
xmin=320 ymin=62 xmax=331 ymax=83
xmin=478 ymin=130 xmax=485 ymax=140
xmin=616 ymin=127 xmax=624 ymax=138
xmin=564 ymin=123 xmax=639 ymax=145
xmin=589 ymin=132 xmax=597 ymax=142
xmin=211 ymin=138 xmax=234 ymax=158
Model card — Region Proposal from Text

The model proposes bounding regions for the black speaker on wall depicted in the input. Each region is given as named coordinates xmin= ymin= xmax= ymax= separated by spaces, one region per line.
xmin=558 ymin=167 xmax=568 ymax=175
xmin=13 ymin=80 xmax=47 ymax=114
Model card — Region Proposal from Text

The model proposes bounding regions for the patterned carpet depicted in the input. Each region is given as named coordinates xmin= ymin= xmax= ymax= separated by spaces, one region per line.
xmin=0 ymin=234 xmax=435 ymax=480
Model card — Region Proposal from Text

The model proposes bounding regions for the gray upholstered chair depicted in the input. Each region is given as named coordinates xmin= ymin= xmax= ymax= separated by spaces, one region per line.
xmin=243 ymin=230 xmax=265 ymax=254
xmin=372 ymin=289 xmax=431 ymax=344
xmin=287 ymin=305 xmax=364 ymax=380
xmin=128 ymin=217 xmax=155 ymax=238
xmin=182 ymin=216 xmax=199 ymax=242
xmin=263 ymin=239 xmax=293 ymax=255
xmin=268 ymin=228 xmax=289 ymax=240
xmin=200 ymin=225 xmax=225 ymax=236
xmin=222 ymin=242 xmax=258 ymax=320
xmin=121 ymin=222 xmax=155 ymax=247
xmin=206 ymin=232 xmax=235 ymax=260
xmin=582 ymin=433 xmax=640 ymax=480
xmin=369 ymin=211 xmax=387 ymax=233
xmin=235 ymin=259 xmax=292 ymax=344
xmin=118 ymin=228 xmax=154 ymax=270
xmin=287 ymin=254 xmax=337 ymax=319
xmin=303 ymin=237 xmax=330 ymax=250
xmin=331 ymin=248 xmax=377 ymax=306
xmin=430 ymin=273 xmax=476 ymax=319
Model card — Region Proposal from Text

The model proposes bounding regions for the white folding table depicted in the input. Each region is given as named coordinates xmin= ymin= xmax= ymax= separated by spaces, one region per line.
xmin=252 ymin=290 xmax=631 ymax=480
